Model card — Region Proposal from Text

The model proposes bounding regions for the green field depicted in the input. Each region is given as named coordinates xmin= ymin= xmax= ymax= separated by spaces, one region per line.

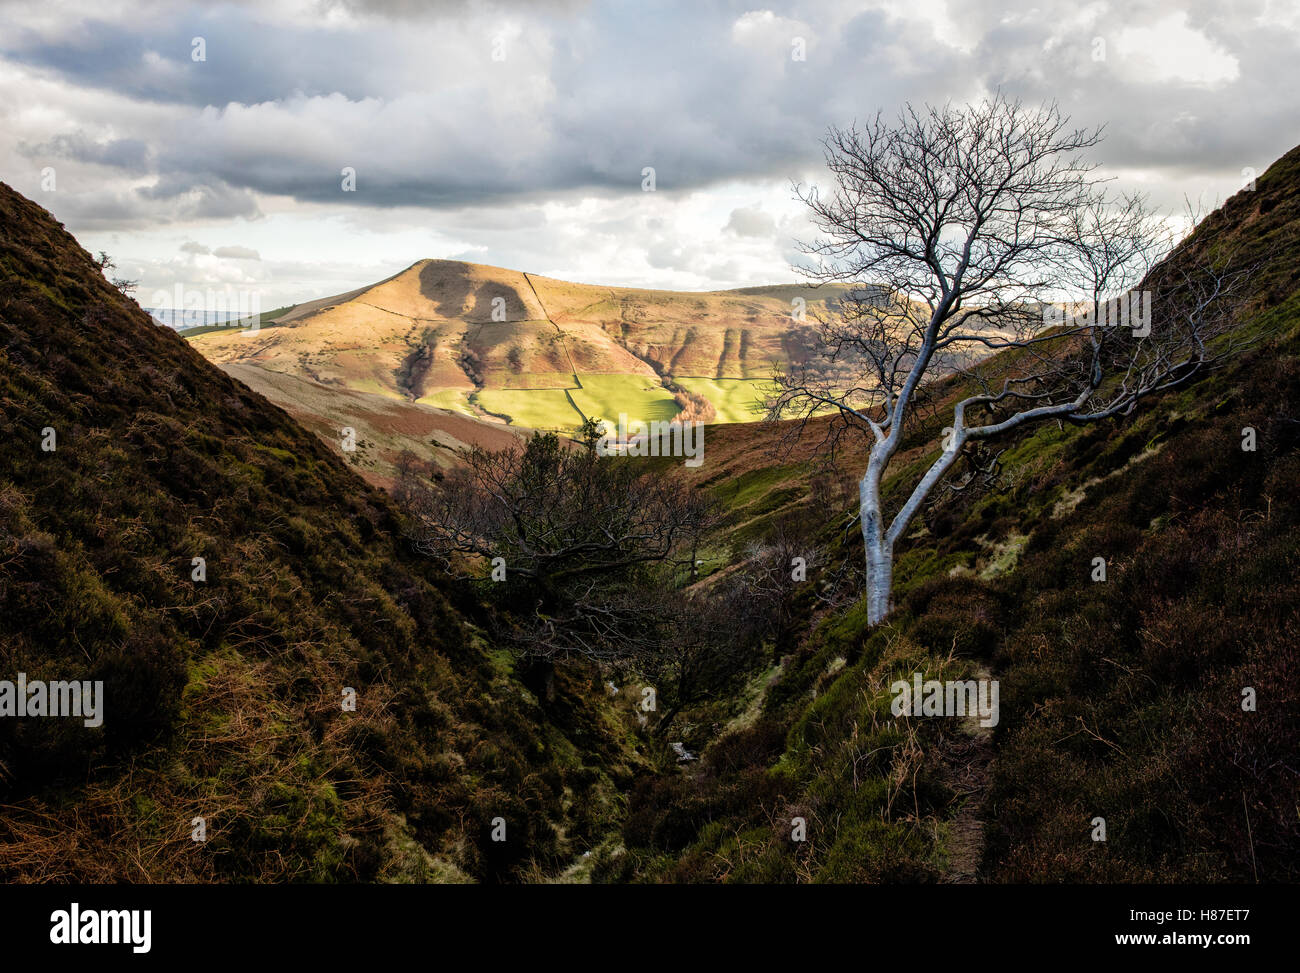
xmin=437 ymin=374 xmax=764 ymax=431
xmin=570 ymin=374 xmax=681 ymax=427
xmin=473 ymin=387 xmax=584 ymax=429
xmin=472 ymin=373 xmax=683 ymax=431
xmin=675 ymin=377 xmax=770 ymax=423
xmin=415 ymin=388 xmax=477 ymax=416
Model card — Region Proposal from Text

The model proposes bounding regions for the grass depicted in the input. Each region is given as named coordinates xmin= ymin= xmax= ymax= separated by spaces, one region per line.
xmin=473 ymin=387 xmax=585 ymax=429
xmin=675 ymin=377 xmax=769 ymax=423
xmin=570 ymin=373 xmax=681 ymax=427
xmin=718 ymin=464 xmax=800 ymax=510
xmin=472 ymin=373 xmax=683 ymax=429
xmin=415 ymin=388 xmax=476 ymax=415
xmin=460 ymin=374 xmax=758 ymax=431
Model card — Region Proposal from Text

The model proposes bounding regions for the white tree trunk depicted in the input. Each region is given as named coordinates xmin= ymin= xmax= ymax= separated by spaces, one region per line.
xmin=860 ymin=460 xmax=893 ymax=626
xmin=865 ymin=538 xmax=893 ymax=626
xmin=860 ymin=427 xmax=966 ymax=626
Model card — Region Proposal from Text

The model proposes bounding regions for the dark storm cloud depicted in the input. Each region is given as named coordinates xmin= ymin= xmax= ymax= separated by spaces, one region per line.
xmin=3 ymin=16 xmax=388 ymax=106
xmin=0 ymin=0 xmax=976 ymax=216
xmin=23 ymin=132 xmax=153 ymax=173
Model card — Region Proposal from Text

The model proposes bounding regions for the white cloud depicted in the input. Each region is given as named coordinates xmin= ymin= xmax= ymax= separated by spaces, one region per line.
xmin=724 ymin=203 xmax=777 ymax=237
xmin=1113 ymin=12 xmax=1240 ymax=86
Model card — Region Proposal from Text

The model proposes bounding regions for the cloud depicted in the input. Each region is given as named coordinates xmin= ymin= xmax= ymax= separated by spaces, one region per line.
xmin=135 ymin=177 xmax=262 ymax=220
xmin=0 ymin=0 xmax=1295 ymax=296
xmin=23 ymin=132 xmax=152 ymax=173
xmin=320 ymin=0 xmax=590 ymax=18
xmin=1113 ymin=12 xmax=1239 ymax=86
xmin=212 ymin=244 xmax=260 ymax=259
xmin=724 ymin=204 xmax=777 ymax=237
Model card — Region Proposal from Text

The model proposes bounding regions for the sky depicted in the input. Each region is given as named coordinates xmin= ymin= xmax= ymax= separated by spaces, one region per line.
xmin=1 ymin=0 xmax=1297 ymax=309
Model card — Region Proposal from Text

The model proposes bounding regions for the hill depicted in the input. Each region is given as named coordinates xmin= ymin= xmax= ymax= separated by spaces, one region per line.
xmin=183 ymin=260 xmax=853 ymax=451
xmin=0 ymin=182 xmax=639 ymax=882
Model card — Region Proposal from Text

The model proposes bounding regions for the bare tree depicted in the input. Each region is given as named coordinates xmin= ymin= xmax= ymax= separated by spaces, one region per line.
xmin=397 ymin=428 xmax=712 ymax=593
xmin=394 ymin=423 xmax=718 ymax=663
xmin=768 ymin=96 xmax=1257 ymax=624
xmin=395 ymin=430 xmax=807 ymax=727
xmin=92 ymin=250 xmax=138 ymax=297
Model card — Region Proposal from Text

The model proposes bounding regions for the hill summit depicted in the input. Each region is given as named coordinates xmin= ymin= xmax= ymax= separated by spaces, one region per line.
xmin=181 ymin=259 xmax=858 ymax=482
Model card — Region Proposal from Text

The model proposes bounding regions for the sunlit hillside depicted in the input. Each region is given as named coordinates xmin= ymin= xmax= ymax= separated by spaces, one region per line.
xmin=185 ymin=260 xmax=854 ymax=436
